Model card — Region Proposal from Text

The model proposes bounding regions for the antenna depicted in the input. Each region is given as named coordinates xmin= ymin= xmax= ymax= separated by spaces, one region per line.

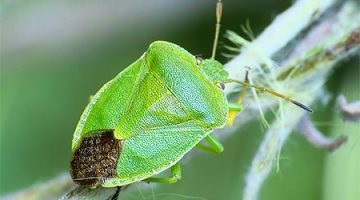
xmin=227 ymin=79 xmax=313 ymax=112
xmin=211 ymin=0 xmax=222 ymax=59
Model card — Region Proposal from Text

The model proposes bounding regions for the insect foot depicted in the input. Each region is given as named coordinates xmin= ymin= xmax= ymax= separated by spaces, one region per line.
xmin=70 ymin=131 xmax=123 ymax=187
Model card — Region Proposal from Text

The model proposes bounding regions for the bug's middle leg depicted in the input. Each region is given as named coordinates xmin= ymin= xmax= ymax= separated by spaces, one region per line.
xmin=196 ymin=134 xmax=224 ymax=154
xmin=143 ymin=162 xmax=182 ymax=184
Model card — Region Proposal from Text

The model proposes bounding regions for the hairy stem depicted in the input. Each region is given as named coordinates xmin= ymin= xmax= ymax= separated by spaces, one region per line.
xmin=223 ymin=0 xmax=360 ymax=200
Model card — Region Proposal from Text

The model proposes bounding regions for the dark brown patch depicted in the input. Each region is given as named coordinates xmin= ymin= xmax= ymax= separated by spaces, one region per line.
xmin=344 ymin=27 xmax=360 ymax=50
xmin=70 ymin=131 xmax=123 ymax=187
xmin=327 ymin=27 xmax=360 ymax=59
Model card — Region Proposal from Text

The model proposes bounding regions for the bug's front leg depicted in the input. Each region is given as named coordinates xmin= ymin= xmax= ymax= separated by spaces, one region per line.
xmin=143 ymin=162 xmax=182 ymax=184
xmin=227 ymin=70 xmax=249 ymax=125
xmin=196 ymin=134 xmax=224 ymax=154
xmin=226 ymin=102 xmax=243 ymax=126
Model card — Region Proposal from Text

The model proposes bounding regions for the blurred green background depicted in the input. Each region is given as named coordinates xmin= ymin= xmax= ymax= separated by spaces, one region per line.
xmin=1 ymin=0 xmax=359 ymax=199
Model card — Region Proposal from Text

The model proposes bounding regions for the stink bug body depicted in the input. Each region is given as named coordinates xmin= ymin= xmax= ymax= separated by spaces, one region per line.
xmin=70 ymin=0 xmax=311 ymax=190
xmin=71 ymin=41 xmax=230 ymax=187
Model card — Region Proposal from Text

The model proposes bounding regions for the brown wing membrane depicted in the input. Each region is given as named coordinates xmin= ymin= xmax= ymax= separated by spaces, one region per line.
xmin=70 ymin=131 xmax=123 ymax=187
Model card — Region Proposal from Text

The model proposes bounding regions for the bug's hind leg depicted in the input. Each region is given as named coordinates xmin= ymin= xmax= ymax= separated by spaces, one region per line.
xmin=196 ymin=134 xmax=224 ymax=154
xmin=109 ymin=186 xmax=122 ymax=200
xmin=143 ymin=162 xmax=182 ymax=184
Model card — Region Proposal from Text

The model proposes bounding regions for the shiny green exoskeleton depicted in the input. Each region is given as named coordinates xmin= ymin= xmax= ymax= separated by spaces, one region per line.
xmin=71 ymin=40 xmax=232 ymax=187
xmin=70 ymin=0 xmax=311 ymax=192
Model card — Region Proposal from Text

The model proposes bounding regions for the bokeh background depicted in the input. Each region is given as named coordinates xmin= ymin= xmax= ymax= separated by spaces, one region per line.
xmin=1 ymin=0 xmax=359 ymax=199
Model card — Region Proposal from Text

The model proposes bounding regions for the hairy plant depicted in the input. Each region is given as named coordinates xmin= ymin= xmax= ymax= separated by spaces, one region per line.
xmin=3 ymin=0 xmax=359 ymax=199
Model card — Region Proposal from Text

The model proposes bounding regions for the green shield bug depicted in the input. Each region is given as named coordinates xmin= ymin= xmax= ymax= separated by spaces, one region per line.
xmin=70 ymin=0 xmax=312 ymax=193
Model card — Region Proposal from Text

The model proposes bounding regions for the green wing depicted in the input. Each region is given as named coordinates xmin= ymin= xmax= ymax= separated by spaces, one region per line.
xmin=114 ymin=70 xmax=193 ymax=140
xmin=73 ymin=41 xmax=228 ymax=152
xmin=114 ymin=41 xmax=228 ymax=140
xmin=71 ymin=56 xmax=147 ymax=151
xmin=146 ymin=41 xmax=229 ymax=128
xmin=103 ymin=121 xmax=209 ymax=187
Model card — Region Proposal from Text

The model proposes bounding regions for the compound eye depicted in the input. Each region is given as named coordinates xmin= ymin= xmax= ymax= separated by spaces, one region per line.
xmin=217 ymin=83 xmax=225 ymax=90
xmin=195 ymin=55 xmax=203 ymax=65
